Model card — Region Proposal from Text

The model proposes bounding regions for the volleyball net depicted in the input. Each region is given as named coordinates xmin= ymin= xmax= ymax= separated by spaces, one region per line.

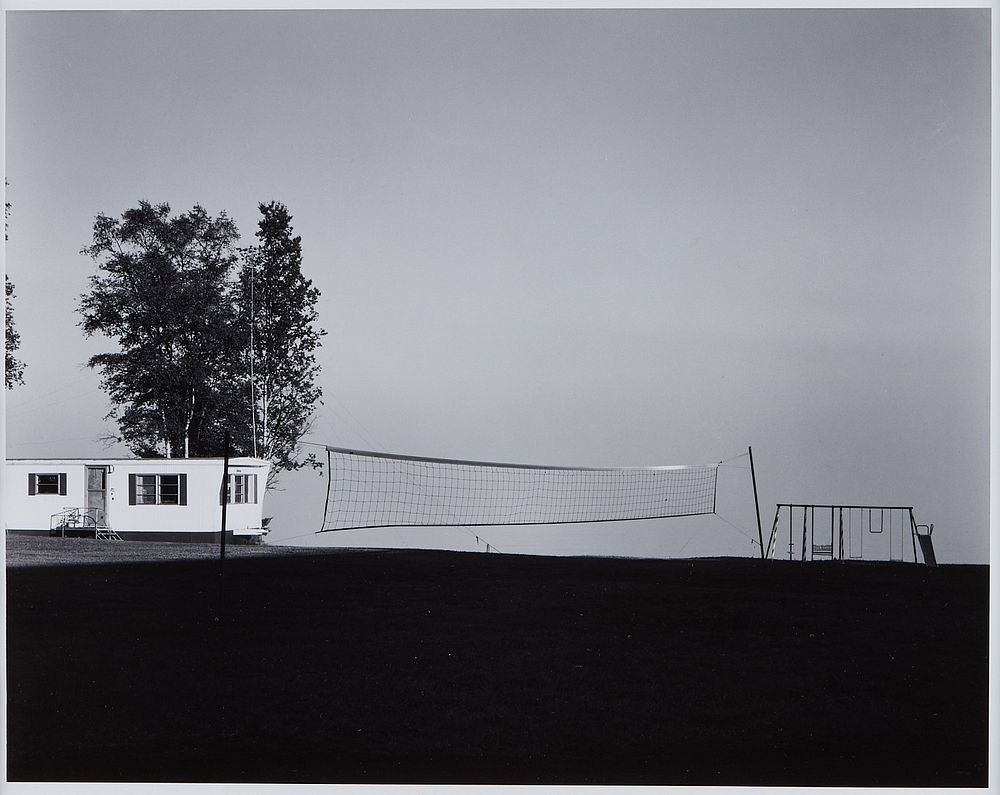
xmin=319 ymin=446 xmax=719 ymax=532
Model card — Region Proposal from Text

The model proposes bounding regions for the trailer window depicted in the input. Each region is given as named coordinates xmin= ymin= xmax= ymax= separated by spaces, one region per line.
xmin=36 ymin=474 xmax=60 ymax=494
xmin=29 ymin=473 xmax=65 ymax=495
xmin=134 ymin=474 xmax=183 ymax=505
xmin=227 ymin=474 xmax=256 ymax=504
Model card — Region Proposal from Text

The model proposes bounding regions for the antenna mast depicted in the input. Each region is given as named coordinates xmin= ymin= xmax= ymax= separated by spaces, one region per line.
xmin=249 ymin=256 xmax=257 ymax=458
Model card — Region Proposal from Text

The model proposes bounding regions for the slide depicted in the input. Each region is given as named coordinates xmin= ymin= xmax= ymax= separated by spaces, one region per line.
xmin=916 ymin=533 xmax=938 ymax=567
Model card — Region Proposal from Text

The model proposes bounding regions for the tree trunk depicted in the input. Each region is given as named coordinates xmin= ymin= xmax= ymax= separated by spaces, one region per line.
xmin=184 ymin=389 xmax=194 ymax=458
xmin=161 ymin=407 xmax=171 ymax=458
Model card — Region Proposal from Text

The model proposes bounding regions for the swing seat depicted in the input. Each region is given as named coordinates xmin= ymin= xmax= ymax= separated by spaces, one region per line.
xmin=811 ymin=543 xmax=834 ymax=558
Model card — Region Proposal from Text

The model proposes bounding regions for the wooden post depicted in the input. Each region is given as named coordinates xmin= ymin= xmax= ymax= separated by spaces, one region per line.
xmin=219 ymin=432 xmax=231 ymax=616
xmin=221 ymin=432 xmax=231 ymax=564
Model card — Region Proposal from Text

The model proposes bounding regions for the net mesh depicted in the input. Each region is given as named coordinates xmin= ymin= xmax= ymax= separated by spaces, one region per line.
xmin=320 ymin=447 xmax=718 ymax=532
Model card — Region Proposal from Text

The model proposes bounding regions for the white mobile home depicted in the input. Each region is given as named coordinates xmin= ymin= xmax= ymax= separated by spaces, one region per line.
xmin=5 ymin=457 xmax=271 ymax=543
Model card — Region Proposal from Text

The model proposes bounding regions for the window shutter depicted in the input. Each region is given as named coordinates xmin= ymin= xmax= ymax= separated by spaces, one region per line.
xmin=220 ymin=474 xmax=228 ymax=506
xmin=128 ymin=474 xmax=136 ymax=505
xmin=251 ymin=474 xmax=258 ymax=504
xmin=58 ymin=473 xmax=67 ymax=496
xmin=178 ymin=473 xmax=187 ymax=506
xmin=28 ymin=473 xmax=36 ymax=496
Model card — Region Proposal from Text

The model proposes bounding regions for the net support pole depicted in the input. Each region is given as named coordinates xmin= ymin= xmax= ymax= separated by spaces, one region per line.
xmin=320 ymin=448 xmax=333 ymax=532
xmin=748 ymin=446 xmax=764 ymax=560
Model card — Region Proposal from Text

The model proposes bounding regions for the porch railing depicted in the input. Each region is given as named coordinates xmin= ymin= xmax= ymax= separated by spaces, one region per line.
xmin=50 ymin=507 xmax=108 ymax=536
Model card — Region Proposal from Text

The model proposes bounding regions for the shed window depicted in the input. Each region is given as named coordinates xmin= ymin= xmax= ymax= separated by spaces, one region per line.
xmin=129 ymin=473 xmax=187 ymax=505
xmin=28 ymin=473 xmax=67 ymax=496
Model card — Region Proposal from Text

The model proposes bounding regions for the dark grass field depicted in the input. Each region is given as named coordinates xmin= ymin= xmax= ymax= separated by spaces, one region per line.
xmin=5 ymin=537 xmax=989 ymax=786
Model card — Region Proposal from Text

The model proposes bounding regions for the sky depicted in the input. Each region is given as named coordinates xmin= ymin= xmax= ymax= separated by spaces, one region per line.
xmin=2 ymin=7 xmax=991 ymax=563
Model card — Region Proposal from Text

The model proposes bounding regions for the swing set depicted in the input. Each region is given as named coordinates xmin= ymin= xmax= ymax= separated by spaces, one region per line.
xmin=764 ymin=503 xmax=936 ymax=565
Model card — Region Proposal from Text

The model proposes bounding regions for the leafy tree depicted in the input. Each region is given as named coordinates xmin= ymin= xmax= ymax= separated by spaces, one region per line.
xmin=5 ymin=192 xmax=25 ymax=389
xmin=79 ymin=201 xmax=241 ymax=457
xmin=236 ymin=202 xmax=324 ymax=483
xmin=5 ymin=276 xmax=25 ymax=389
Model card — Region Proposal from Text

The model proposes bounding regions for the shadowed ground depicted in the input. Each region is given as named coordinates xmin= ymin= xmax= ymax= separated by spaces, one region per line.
xmin=5 ymin=536 xmax=989 ymax=785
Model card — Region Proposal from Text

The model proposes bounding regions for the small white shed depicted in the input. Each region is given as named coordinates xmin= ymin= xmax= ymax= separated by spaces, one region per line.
xmin=5 ymin=457 xmax=271 ymax=543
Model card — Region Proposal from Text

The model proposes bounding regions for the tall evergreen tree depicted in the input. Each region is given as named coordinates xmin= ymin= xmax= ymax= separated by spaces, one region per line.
xmin=80 ymin=201 xmax=241 ymax=457
xmin=237 ymin=202 xmax=324 ymax=483
xmin=5 ymin=192 xmax=25 ymax=389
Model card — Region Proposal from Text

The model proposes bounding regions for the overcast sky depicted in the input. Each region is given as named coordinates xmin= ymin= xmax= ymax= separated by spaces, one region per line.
xmin=3 ymin=8 xmax=990 ymax=562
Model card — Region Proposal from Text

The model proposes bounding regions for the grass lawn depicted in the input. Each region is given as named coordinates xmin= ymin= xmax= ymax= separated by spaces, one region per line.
xmin=5 ymin=541 xmax=989 ymax=785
